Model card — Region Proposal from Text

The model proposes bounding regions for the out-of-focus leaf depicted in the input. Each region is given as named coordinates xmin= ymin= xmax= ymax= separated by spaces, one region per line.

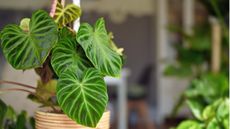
xmin=164 ymin=64 xmax=192 ymax=77
xmin=29 ymin=117 xmax=35 ymax=129
xmin=167 ymin=24 xmax=190 ymax=39
xmin=185 ymin=74 xmax=228 ymax=103
xmin=176 ymin=46 xmax=207 ymax=65
xmin=216 ymin=98 xmax=229 ymax=128
xmin=188 ymin=25 xmax=211 ymax=51
xmin=4 ymin=106 xmax=17 ymax=122
xmin=199 ymin=0 xmax=229 ymax=17
xmin=186 ymin=99 xmax=204 ymax=120
xmin=216 ymin=98 xmax=229 ymax=119
xmin=202 ymin=105 xmax=215 ymax=120
xmin=0 ymin=99 xmax=7 ymax=128
xmin=15 ymin=111 xmax=27 ymax=129
xmin=176 ymin=120 xmax=202 ymax=129
xmin=207 ymin=118 xmax=221 ymax=129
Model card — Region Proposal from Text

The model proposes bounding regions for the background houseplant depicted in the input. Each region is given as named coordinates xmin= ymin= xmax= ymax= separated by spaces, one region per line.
xmin=164 ymin=0 xmax=229 ymax=128
xmin=0 ymin=0 xmax=124 ymax=128
xmin=0 ymin=100 xmax=35 ymax=129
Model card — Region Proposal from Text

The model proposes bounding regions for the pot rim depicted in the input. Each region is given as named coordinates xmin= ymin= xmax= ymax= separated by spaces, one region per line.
xmin=36 ymin=107 xmax=110 ymax=116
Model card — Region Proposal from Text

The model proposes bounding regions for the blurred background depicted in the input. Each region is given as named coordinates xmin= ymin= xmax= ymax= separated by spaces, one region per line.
xmin=0 ymin=0 xmax=229 ymax=129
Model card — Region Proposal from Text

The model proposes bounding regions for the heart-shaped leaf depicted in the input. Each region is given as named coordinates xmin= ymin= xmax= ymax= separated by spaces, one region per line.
xmin=77 ymin=18 xmax=122 ymax=77
xmin=54 ymin=0 xmax=81 ymax=27
xmin=51 ymin=28 xmax=92 ymax=77
xmin=0 ymin=10 xmax=58 ymax=69
xmin=57 ymin=68 xmax=108 ymax=127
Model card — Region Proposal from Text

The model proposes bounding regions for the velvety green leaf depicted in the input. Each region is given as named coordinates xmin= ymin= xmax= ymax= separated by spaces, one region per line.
xmin=176 ymin=120 xmax=202 ymax=129
xmin=0 ymin=99 xmax=7 ymax=128
xmin=57 ymin=68 xmax=108 ymax=127
xmin=54 ymin=0 xmax=81 ymax=27
xmin=77 ymin=18 xmax=122 ymax=77
xmin=186 ymin=99 xmax=204 ymax=120
xmin=51 ymin=28 xmax=92 ymax=77
xmin=1 ymin=10 xmax=58 ymax=69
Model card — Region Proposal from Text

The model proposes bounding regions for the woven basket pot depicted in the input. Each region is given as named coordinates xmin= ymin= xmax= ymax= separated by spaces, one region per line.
xmin=35 ymin=109 xmax=110 ymax=129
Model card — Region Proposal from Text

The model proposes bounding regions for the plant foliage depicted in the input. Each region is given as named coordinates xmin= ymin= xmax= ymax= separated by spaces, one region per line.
xmin=0 ymin=2 xmax=123 ymax=128
xmin=0 ymin=10 xmax=58 ymax=69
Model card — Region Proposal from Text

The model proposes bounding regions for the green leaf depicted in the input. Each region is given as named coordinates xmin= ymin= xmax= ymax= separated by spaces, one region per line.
xmin=0 ymin=99 xmax=7 ymax=128
xmin=108 ymin=32 xmax=124 ymax=56
xmin=186 ymin=99 xmax=204 ymax=120
xmin=188 ymin=25 xmax=211 ymax=51
xmin=57 ymin=68 xmax=108 ymax=127
xmin=185 ymin=74 xmax=228 ymax=104
xmin=27 ymin=79 xmax=57 ymax=106
xmin=164 ymin=64 xmax=193 ymax=77
xmin=15 ymin=111 xmax=27 ymax=129
xmin=0 ymin=10 xmax=58 ymax=69
xmin=202 ymin=105 xmax=215 ymax=120
xmin=5 ymin=106 xmax=17 ymax=122
xmin=207 ymin=118 xmax=221 ymax=129
xmin=176 ymin=120 xmax=202 ymax=129
xmin=216 ymin=98 xmax=229 ymax=125
xmin=35 ymin=79 xmax=57 ymax=102
xmin=19 ymin=18 xmax=30 ymax=31
xmin=29 ymin=117 xmax=35 ymax=129
xmin=77 ymin=18 xmax=122 ymax=77
xmin=54 ymin=0 xmax=81 ymax=27
xmin=51 ymin=28 xmax=92 ymax=77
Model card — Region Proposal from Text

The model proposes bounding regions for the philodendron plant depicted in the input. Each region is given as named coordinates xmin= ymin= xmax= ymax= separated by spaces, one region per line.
xmin=0 ymin=0 xmax=123 ymax=128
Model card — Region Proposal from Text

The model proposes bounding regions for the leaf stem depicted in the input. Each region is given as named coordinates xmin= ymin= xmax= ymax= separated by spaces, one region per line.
xmin=0 ymin=88 xmax=58 ymax=112
xmin=50 ymin=0 xmax=57 ymax=17
xmin=61 ymin=0 xmax=65 ymax=6
xmin=0 ymin=80 xmax=36 ymax=90
xmin=0 ymin=88 xmax=34 ymax=94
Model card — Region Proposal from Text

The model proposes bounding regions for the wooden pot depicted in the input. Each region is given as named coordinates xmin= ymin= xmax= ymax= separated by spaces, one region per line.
xmin=35 ymin=109 xmax=110 ymax=129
